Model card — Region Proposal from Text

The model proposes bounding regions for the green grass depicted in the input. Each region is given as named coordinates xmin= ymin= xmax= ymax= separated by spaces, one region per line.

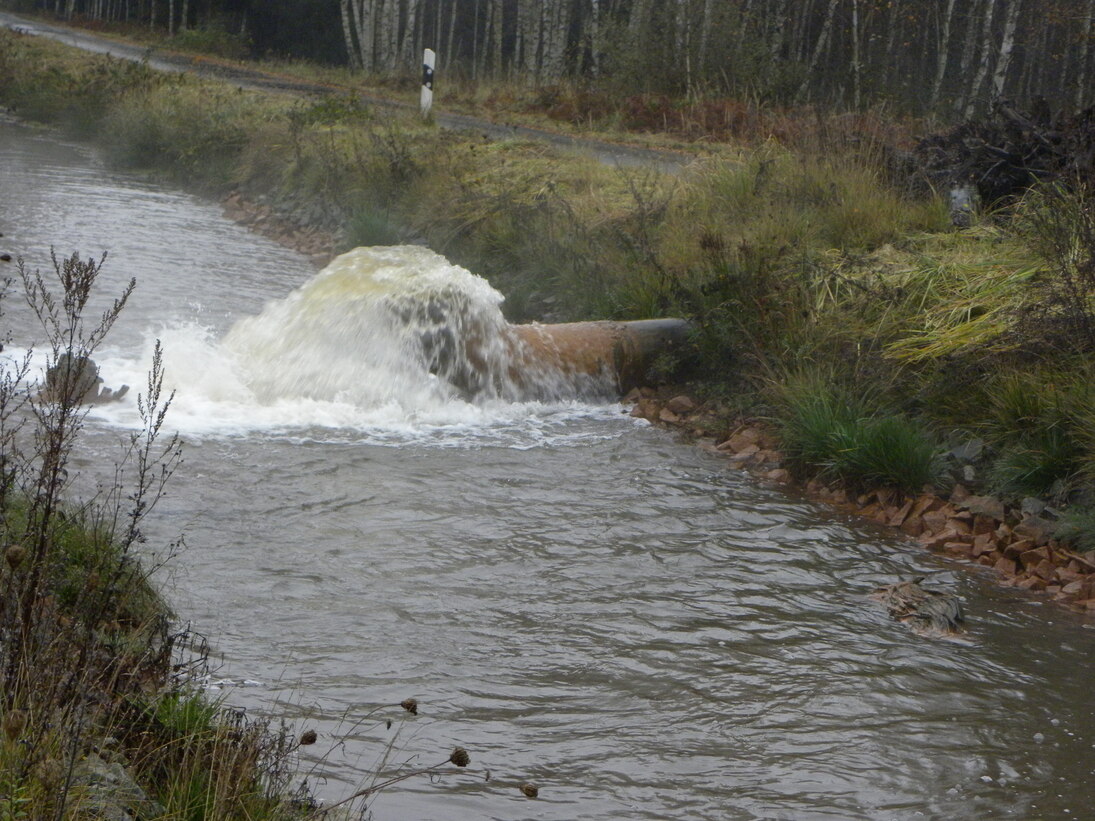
xmin=771 ymin=373 xmax=940 ymax=493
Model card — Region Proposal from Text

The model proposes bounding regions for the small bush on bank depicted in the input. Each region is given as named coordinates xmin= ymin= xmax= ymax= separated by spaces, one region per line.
xmin=771 ymin=373 xmax=940 ymax=494
xmin=983 ymin=371 xmax=1091 ymax=500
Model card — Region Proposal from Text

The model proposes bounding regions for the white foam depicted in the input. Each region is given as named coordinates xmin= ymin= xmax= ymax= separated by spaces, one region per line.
xmin=13 ymin=246 xmax=627 ymax=447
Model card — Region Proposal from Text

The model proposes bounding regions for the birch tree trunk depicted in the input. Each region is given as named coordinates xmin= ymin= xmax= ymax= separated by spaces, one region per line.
xmin=589 ymin=0 xmax=603 ymax=77
xmin=930 ymin=0 xmax=958 ymax=109
xmin=446 ymin=0 xmax=458 ymax=70
xmin=341 ymin=0 xmax=362 ymax=70
xmin=403 ymin=0 xmax=422 ymax=68
xmin=990 ymin=0 xmax=1023 ymax=102
xmin=1078 ymin=0 xmax=1095 ymax=108
xmin=964 ymin=0 xmax=999 ymax=118
xmin=851 ymin=0 xmax=861 ymax=109
xmin=676 ymin=0 xmax=692 ymax=93
xmin=796 ymin=0 xmax=840 ymax=104
xmin=698 ymin=0 xmax=715 ymax=72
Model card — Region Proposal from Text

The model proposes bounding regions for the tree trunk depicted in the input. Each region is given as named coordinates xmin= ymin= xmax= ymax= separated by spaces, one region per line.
xmin=851 ymin=0 xmax=861 ymax=109
xmin=446 ymin=0 xmax=459 ymax=71
xmin=990 ymin=0 xmax=1023 ymax=102
xmin=403 ymin=0 xmax=422 ymax=68
xmin=1078 ymin=0 xmax=1095 ymax=108
xmin=796 ymin=0 xmax=840 ymax=104
xmin=341 ymin=0 xmax=362 ymax=70
xmin=930 ymin=0 xmax=958 ymax=109
xmin=179 ymin=0 xmax=187 ymax=31
xmin=964 ymin=0 xmax=998 ymax=119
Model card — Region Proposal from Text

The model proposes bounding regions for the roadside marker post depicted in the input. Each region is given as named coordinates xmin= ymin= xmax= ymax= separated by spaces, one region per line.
xmin=421 ymin=48 xmax=435 ymax=118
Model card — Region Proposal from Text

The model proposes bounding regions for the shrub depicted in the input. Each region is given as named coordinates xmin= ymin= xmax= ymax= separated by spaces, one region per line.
xmin=772 ymin=372 xmax=939 ymax=493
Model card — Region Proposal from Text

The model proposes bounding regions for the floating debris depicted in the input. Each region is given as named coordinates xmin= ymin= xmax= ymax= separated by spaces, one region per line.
xmin=299 ymin=729 xmax=317 ymax=746
xmin=400 ymin=698 xmax=418 ymax=715
xmin=871 ymin=577 xmax=965 ymax=637
xmin=520 ymin=783 xmax=539 ymax=798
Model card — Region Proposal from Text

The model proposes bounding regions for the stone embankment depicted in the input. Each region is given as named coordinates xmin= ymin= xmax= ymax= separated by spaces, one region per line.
xmin=221 ymin=191 xmax=337 ymax=267
xmin=627 ymin=387 xmax=1095 ymax=615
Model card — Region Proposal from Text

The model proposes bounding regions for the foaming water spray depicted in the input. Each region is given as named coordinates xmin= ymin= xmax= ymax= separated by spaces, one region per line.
xmin=222 ymin=246 xmax=688 ymax=410
xmin=79 ymin=246 xmax=687 ymax=439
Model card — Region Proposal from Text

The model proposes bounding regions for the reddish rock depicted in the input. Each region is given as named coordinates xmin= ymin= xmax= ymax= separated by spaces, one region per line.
xmin=665 ymin=395 xmax=697 ymax=415
xmin=1033 ymin=559 xmax=1058 ymax=582
xmin=1019 ymin=546 xmax=1051 ymax=570
xmin=947 ymin=517 xmax=974 ymax=536
xmin=950 ymin=484 xmax=972 ymax=503
xmin=922 ymin=509 xmax=950 ymax=534
xmin=729 ymin=444 xmax=760 ymax=462
xmin=944 ymin=542 xmax=974 ymax=558
xmin=765 ymin=468 xmax=792 ymax=482
xmin=859 ymin=502 xmax=882 ymax=519
xmin=622 ymin=387 xmax=643 ymax=404
xmin=911 ymin=494 xmax=946 ymax=518
xmin=659 ymin=408 xmax=681 ymax=424
xmin=1017 ymin=576 xmax=1048 ymax=591
xmin=1003 ymin=538 xmax=1035 ymax=559
xmin=889 ymin=500 xmax=915 ymax=527
xmin=972 ymin=532 xmax=995 ymax=557
xmin=972 ymin=515 xmax=998 ymax=536
xmin=979 ymin=553 xmax=1000 ymax=566
xmin=994 ymin=556 xmax=1019 ymax=576
xmin=1061 ymin=579 xmax=1086 ymax=597
xmin=721 ymin=428 xmax=762 ymax=452
xmin=900 ymin=516 xmax=925 ymax=537
xmin=921 ymin=529 xmax=965 ymax=550
xmin=995 ymin=523 xmax=1014 ymax=541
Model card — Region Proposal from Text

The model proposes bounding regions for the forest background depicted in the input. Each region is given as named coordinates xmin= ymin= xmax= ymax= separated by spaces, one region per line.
xmin=3 ymin=0 xmax=1085 ymax=118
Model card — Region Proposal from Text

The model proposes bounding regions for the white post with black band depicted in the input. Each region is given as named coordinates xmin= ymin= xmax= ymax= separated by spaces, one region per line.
xmin=421 ymin=48 xmax=435 ymax=118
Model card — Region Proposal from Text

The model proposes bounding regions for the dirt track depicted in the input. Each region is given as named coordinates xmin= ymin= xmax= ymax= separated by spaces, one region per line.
xmin=0 ymin=10 xmax=686 ymax=174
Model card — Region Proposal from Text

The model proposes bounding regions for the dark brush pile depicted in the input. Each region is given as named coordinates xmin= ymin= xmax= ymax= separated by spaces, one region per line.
xmin=913 ymin=101 xmax=1095 ymax=206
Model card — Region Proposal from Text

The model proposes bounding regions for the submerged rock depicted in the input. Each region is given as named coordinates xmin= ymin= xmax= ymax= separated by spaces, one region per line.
xmin=871 ymin=578 xmax=965 ymax=637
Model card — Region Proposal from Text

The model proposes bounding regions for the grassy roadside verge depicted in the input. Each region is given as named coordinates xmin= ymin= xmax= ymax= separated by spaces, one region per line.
xmin=4 ymin=26 xmax=1095 ymax=553
xmin=0 ymin=250 xmax=319 ymax=817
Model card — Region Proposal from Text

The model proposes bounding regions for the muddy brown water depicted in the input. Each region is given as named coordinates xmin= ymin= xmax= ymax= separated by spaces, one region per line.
xmin=2 ymin=116 xmax=1094 ymax=820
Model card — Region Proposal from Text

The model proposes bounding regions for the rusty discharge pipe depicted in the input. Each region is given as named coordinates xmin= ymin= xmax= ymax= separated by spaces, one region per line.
xmin=508 ymin=318 xmax=692 ymax=394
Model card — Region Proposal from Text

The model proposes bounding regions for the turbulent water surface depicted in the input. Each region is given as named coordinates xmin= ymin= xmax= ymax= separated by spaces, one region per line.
xmin=2 ymin=116 xmax=1094 ymax=820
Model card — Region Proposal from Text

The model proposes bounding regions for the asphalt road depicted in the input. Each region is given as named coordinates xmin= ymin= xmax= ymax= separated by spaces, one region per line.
xmin=0 ymin=10 xmax=686 ymax=173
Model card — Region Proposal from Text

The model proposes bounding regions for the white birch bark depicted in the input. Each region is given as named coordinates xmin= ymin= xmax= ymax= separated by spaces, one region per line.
xmin=341 ymin=0 xmax=362 ymax=70
xmin=990 ymin=0 xmax=1023 ymax=102
xmin=964 ymin=0 xmax=998 ymax=118
xmin=930 ymin=0 xmax=958 ymax=109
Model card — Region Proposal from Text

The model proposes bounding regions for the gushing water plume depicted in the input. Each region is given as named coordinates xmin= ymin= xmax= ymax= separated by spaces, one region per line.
xmin=221 ymin=245 xmax=610 ymax=411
